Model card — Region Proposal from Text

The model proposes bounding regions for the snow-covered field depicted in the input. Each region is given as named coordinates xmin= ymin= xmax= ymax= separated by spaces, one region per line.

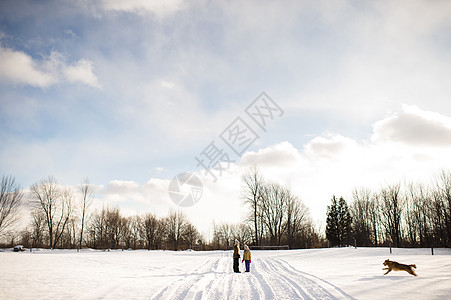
xmin=1 ymin=247 xmax=451 ymax=299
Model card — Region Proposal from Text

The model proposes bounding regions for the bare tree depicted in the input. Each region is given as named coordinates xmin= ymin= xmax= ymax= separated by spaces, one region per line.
xmin=350 ymin=188 xmax=372 ymax=246
xmin=0 ymin=175 xmax=23 ymax=235
xmin=122 ymin=217 xmax=132 ymax=249
xmin=107 ymin=207 xmax=124 ymax=249
xmin=285 ymin=194 xmax=309 ymax=248
xmin=66 ymin=216 xmax=79 ymax=249
xmin=130 ymin=215 xmax=141 ymax=249
xmin=30 ymin=177 xmax=73 ymax=248
xmin=404 ymin=182 xmax=422 ymax=246
xmin=19 ymin=228 xmax=33 ymax=248
xmin=141 ymin=213 xmax=158 ymax=250
xmin=121 ymin=215 xmax=141 ymax=249
xmin=79 ymin=178 xmax=93 ymax=250
xmin=234 ymin=223 xmax=253 ymax=246
xmin=242 ymin=166 xmax=264 ymax=246
xmin=212 ymin=221 xmax=222 ymax=249
xmin=55 ymin=189 xmax=73 ymax=248
xmin=218 ymin=222 xmax=235 ymax=249
xmin=166 ymin=210 xmax=187 ymax=251
xmin=406 ymin=182 xmax=433 ymax=247
xmin=380 ymin=184 xmax=403 ymax=247
xmin=430 ymin=188 xmax=447 ymax=247
xmin=437 ymin=170 xmax=451 ymax=246
xmin=30 ymin=209 xmax=46 ymax=248
xmin=260 ymin=182 xmax=289 ymax=245
xmin=88 ymin=208 xmax=105 ymax=248
xmin=241 ymin=169 xmax=317 ymax=248
xmin=368 ymin=193 xmax=381 ymax=246
xmin=298 ymin=219 xmax=322 ymax=248
xmin=87 ymin=206 xmax=124 ymax=249
xmin=154 ymin=217 xmax=166 ymax=249
xmin=184 ymin=222 xmax=199 ymax=249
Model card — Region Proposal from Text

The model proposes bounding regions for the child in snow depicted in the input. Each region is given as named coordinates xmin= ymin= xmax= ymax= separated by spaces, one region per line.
xmin=242 ymin=244 xmax=251 ymax=272
xmin=233 ymin=239 xmax=240 ymax=273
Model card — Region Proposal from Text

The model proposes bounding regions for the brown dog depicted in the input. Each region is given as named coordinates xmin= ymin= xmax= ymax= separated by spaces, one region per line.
xmin=383 ymin=259 xmax=417 ymax=276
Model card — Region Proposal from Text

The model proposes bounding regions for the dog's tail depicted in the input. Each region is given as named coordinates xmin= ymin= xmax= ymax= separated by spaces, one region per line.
xmin=410 ymin=264 xmax=417 ymax=269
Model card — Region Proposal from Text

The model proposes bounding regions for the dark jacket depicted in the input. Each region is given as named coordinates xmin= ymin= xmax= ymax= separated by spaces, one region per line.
xmin=233 ymin=244 xmax=240 ymax=259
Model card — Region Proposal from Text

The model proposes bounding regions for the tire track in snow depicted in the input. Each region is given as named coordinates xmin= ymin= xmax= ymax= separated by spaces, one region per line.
xmin=251 ymin=258 xmax=283 ymax=299
xmin=256 ymin=258 xmax=315 ymax=299
xmin=150 ymin=253 xmax=265 ymax=300
xmin=150 ymin=253 xmax=352 ymax=299
xmin=189 ymin=253 xmax=229 ymax=300
xmin=150 ymin=256 xmax=218 ymax=300
xmin=275 ymin=258 xmax=355 ymax=300
xmin=201 ymin=253 xmax=230 ymax=299
xmin=198 ymin=252 xmax=257 ymax=299
xmin=262 ymin=258 xmax=334 ymax=299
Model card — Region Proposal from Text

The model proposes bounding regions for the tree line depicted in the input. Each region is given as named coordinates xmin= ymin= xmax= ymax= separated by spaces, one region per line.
xmin=1 ymin=175 xmax=203 ymax=250
xmin=2 ymin=169 xmax=451 ymax=250
xmin=326 ymin=170 xmax=451 ymax=248
xmin=1 ymin=170 xmax=322 ymax=250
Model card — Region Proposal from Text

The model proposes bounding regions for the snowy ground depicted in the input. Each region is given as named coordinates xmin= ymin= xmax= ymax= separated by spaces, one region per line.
xmin=1 ymin=247 xmax=451 ymax=299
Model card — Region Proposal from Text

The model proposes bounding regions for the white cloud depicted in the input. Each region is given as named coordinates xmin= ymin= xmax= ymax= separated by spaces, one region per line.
xmin=100 ymin=0 xmax=184 ymax=17
xmin=0 ymin=45 xmax=57 ymax=87
xmin=372 ymin=105 xmax=451 ymax=146
xmin=0 ymin=43 xmax=101 ymax=89
xmin=241 ymin=141 xmax=300 ymax=167
xmin=105 ymin=180 xmax=140 ymax=194
xmin=303 ymin=134 xmax=360 ymax=161
xmin=63 ymin=59 xmax=102 ymax=89
xmin=95 ymin=178 xmax=172 ymax=217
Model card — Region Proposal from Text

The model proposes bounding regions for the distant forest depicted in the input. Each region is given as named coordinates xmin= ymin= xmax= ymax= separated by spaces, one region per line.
xmin=0 ymin=168 xmax=450 ymax=250
xmin=327 ymin=170 xmax=451 ymax=248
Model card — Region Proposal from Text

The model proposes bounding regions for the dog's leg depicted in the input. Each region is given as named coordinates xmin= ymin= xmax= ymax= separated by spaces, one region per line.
xmin=408 ymin=267 xmax=418 ymax=276
xmin=384 ymin=269 xmax=391 ymax=275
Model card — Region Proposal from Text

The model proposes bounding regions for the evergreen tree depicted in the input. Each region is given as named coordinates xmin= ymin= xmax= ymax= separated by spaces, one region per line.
xmin=326 ymin=196 xmax=339 ymax=246
xmin=338 ymin=197 xmax=352 ymax=246
xmin=326 ymin=196 xmax=352 ymax=246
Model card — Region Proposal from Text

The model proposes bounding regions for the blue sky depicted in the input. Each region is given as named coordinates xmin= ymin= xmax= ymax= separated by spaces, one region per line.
xmin=2 ymin=0 xmax=451 ymax=234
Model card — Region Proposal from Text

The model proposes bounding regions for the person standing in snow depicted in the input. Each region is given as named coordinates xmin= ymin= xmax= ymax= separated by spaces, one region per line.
xmin=233 ymin=239 xmax=240 ymax=273
xmin=242 ymin=244 xmax=251 ymax=272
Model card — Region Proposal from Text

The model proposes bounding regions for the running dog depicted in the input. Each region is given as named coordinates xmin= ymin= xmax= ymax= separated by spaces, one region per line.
xmin=383 ymin=259 xmax=417 ymax=276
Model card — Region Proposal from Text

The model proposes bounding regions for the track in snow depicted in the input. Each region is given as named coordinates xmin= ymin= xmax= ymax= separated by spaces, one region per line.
xmin=151 ymin=252 xmax=354 ymax=300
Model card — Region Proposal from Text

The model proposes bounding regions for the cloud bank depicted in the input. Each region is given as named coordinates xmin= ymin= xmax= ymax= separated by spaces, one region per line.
xmin=90 ymin=105 xmax=451 ymax=234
